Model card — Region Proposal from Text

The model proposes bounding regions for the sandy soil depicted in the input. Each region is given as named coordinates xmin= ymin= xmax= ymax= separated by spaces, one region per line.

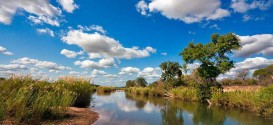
xmin=223 ymin=85 xmax=262 ymax=92
xmin=43 ymin=107 xmax=99 ymax=125
xmin=1 ymin=107 xmax=99 ymax=125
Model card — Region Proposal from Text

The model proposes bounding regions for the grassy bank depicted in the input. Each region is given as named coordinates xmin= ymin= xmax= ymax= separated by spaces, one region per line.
xmin=125 ymin=85 xmax=273 ymax=117
xmin=125 ymin=87 xmax=165 ymax=97
xmin=0 ymin=75 xmax=96 ymax=124
xmin=211 ymin=85 xmax=273 ymax=117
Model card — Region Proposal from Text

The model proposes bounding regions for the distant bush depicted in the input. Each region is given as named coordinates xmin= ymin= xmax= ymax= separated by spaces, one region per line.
xmin=126 ymin=87 xmax=165 ymax=97
xmin=219 ymin=78 xmax=257 ymax=86
xmin=96 ymin=86 xmax=116 ymax=93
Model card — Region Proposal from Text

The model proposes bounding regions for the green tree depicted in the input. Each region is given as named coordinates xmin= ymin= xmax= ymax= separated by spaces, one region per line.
xmin=135 ymin=77 xmax=148 ymax=87
xmin=253 ymin=64 xmax=273 ymax=80
xmin=125 ymin=80 xmax=136 ymax=88
xmin=180 ymin=33 xmax=241 ymax=85
xmin=180 ymin=33 xmax=241 ymax=101
xmin=160 ymin=61 xmax=182 ymax=81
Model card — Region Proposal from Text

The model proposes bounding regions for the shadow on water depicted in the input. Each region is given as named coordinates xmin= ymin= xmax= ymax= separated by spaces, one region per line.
xmin=92 ymin=91 xmax=273 ymax=125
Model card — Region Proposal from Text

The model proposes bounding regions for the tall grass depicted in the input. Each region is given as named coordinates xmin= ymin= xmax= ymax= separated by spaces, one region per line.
xmin=126 ymin=87 xmax=165 ymax=97
xmin=55 ymin=76 xmax=96 ymax=107
xmin=0 ymin=75 xmax=96 ymax=123
xmin=211 ymin=84 xmax=273 ymax=117
xmin=170 ymin=87 xmax=199 ymax=101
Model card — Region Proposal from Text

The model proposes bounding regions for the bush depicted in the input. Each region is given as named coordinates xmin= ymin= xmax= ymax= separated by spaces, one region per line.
xmin=97 ymin=86 xmax=116 ymax=93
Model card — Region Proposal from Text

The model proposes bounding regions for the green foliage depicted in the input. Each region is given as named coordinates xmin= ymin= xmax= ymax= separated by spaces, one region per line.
xmin=160 ymin=61 xmax=182 ymax=81
xmin=135 ymin=77 xmax=148 ymax=87
xmin=125 ymin=80 xmax=135 ymax=88
xmin=125 ymin=77 xmax=148 ymax=87
xmin=253 ymin=64 xmax=273 ymax=79
xmin=180 ymin=33 xmax=241 ymax=84
xmin=197 ymin=84 xmax=212 ymax=102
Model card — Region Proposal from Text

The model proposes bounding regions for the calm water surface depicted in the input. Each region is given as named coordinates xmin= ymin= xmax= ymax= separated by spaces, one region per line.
xmin=91 ymin=91 xmax=273 ymax=125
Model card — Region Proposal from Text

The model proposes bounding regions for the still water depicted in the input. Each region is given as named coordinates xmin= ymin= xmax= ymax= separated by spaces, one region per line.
xmin=92 ymin=91 xmax=272 ymax=125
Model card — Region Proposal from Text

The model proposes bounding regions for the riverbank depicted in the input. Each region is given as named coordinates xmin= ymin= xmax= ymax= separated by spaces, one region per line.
xmin=0 ymin=76 xmax=97 ymax=124
xmin=1 ymin=107 xmax=99 ymax=125
xmin=125 ymin=85 xmax=273 ymax=118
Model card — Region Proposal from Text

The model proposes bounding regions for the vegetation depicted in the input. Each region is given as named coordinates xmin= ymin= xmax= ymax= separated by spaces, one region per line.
xmin=125 ymin=77 xmax=148 ymax=87
xmin=125 ymin=33 xmax=273 ymax=117
xmin=253 ymin=64 xmax=273 ymax=85
xmin=160 ymin=61 xmax=182 ymax=81
xmin=96 ymin=86 xmax=116 ymax=94
xmin=0 ymin=75 xmax=96 ymax=123
xmin=180 ymin=33 xmax=241 ymax=101
xmin=211 ymin=85 xmax=273 ymax=117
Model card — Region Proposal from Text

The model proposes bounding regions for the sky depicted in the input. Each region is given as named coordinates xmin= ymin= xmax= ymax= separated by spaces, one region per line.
xmin=0 ymin=0 xmax=273 ymax=86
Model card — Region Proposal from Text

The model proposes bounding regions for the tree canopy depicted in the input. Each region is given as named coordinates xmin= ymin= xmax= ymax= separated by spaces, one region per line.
xmin=180 ymin=33 xmax=241 ymax=84
xmin=253 ymin=64 xmax=273 ymax=80
xmin=160 ymin=61 xmax=182 ymax=81
xmin=125 ymin=77 xmax=148 ymax=87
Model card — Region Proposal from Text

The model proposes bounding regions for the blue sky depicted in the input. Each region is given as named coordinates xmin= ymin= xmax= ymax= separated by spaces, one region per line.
xmin=0 ymin=0 xmax=273 ymax=86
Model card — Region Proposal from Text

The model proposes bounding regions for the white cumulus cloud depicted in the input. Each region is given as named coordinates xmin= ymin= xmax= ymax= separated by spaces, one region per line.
xmin=119 ymin=67 xmax=140 ymax=75
xmin=36 ymin=28 xmax=54 ymax=37
xmin=12 ymin=57 xmax=71 ymax=71
xmin=235 ymin=34 xmax=273 ymax=57
xmin=0 ymin=46 xmax=13 ymax=56
xmin=61 ymin=26 xmax=156 ymax=59
xmin=136 ymin=0 xmax=230 ymax=23
xmin=0 ymin=0 xmax=62 ymax=26
xmin=60 ymin=49 xmax=84 ymax=58
xmin=57 ymin=0 xmax=79 ymax=13
xmin=231 ymin=0 xmax=273 ymax=13
xmin=74 ymin=58 xmax=115 ymax=69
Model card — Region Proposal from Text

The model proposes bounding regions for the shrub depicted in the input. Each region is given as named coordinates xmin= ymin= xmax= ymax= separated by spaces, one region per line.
xmin=97 ymin=86 xmax=116 ymax=93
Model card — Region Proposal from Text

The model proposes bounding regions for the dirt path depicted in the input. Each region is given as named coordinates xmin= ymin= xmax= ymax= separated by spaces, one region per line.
xmin=43 ymin=107 xmax=99 ymax=125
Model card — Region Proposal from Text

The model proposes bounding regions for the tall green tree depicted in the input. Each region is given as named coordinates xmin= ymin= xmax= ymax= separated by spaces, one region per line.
xmin=160 ymin=61 xmax=182 ymax=81
xmin=180 ymin=33 xmax=241 ymax=85
xmin=125 ymin=80 xmax=136 ymax=88
xmin=135 ymin=77 xmax=148 ymax=87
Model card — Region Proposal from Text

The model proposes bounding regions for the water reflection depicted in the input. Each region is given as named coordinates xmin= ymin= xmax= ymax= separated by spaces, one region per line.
xmin=92 ymin=91 xmax=272 ymax=125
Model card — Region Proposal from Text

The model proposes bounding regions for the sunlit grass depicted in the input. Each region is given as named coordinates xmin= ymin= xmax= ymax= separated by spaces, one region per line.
xmin=0 ymin=75 xmax=96 ymax=123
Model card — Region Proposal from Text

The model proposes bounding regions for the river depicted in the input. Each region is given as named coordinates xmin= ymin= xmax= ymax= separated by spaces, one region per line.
xmin=91 ymin=91 xmax=272 ymax=125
